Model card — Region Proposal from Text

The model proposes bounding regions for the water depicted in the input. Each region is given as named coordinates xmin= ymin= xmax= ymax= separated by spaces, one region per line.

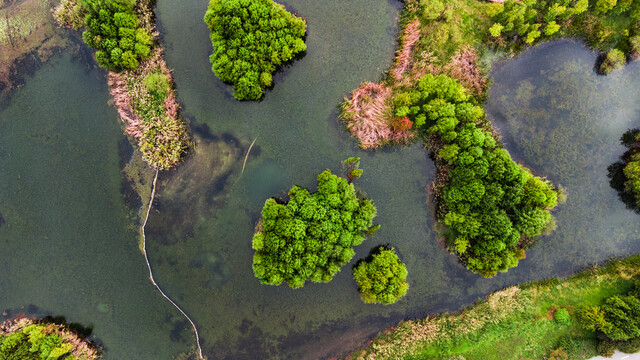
xmin=2 ymin=5 xmax=640 ymax=360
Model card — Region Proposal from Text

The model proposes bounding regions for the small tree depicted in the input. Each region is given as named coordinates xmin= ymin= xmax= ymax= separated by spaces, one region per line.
xmin=600 ymin=49 xmax=626 ymax=74
xmin=342 ymin=157 xmax=363 ymax=183
xmin=353 ymin=247 xmax=409 ymax=305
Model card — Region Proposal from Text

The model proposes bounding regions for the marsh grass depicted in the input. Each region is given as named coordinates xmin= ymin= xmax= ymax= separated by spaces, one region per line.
xmin=347 ymin=254 xmax=640 ymax=360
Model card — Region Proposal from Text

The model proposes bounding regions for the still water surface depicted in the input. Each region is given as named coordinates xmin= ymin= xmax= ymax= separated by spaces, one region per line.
xmin=1 ymin=3 xmax=640 ymax=359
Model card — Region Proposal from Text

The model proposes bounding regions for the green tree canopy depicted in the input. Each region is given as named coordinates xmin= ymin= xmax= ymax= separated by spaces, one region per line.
xmin=353 ymin=247 xmax=409 ymax=305
xmin=252 ymin=166 xmax=378 ymax=288
xmin=391 ymin=74 xmax=561 ymax=277
xmin=79 ymin=0 xmax=152 ymax=71
xmin=204 ymin=0 xmax=307 ymax=100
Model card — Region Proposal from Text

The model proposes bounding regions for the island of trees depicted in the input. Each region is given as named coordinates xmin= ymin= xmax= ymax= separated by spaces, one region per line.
xmin=54 ymin=0 xmax=191 ymax=170
xmin=252 ymin=162 xmax=379 ymax=288
xmin=204 ymin=0 xmax=307 ymax=100
xmin=0 ymin=316 xmax=99 ymax=360
xmin=353 ymin=247 xmax=409 ymax=305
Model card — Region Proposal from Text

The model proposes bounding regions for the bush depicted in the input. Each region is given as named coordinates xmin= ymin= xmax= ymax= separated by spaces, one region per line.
xmin=618 ymin=337 xmax=640 ymax=353
xmin=353 ymin=247 xmax=409 ymax=305
xmin=204 ymin=0 xmax=307 ymax=100
xmin=596 ymin=340 xmax=616 ymax=357
xmin=252 ymin=163 xmax=378 ymax=288
xmin=554 ymin=308 xmax=571 ymax=325
xmin=600 ymin=49 xmax=626 ymax=74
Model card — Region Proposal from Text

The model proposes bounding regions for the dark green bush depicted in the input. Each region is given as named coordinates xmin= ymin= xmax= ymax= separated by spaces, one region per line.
xmin=579 ymin=295 xmax=640 ymax=341
xmin=80 ymin=0 xmax=152 ymax=71
xmin=252 ymin=164 xmax=378 ymax=288
xmin=600 ymin=49 xmax=627 ymax=74
xmin=554 ymin=308 xmax=572 ymax=325
xmin=596 ymin=340 xmax=616 ymax=357
xmin=204 ymin=0 xmax=307 ymax=100
xmin=618 ymin=337 xmax=640 ymax=353
xmin=353 ymin=247 xmax=409 ymax=305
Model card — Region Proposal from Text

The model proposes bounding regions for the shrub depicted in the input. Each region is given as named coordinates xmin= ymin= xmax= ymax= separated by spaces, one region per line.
xmin=548 ymin=348 xmax=569 ymax=360
xmin=596 ymin=340 xmax=616 ymax=357
xmin=554 ymin=308 xmax=572 ymax=325
xmin=252 ymin=164 xmax=378 ymax=288
xmin=618 ymin=337 xmax=640 ymax=353
xmin=353 ymin=247 xmax=409 ymax=305
xmin=204 ymin=0 xmax=307 ymax=100
xmin=600 ymin=49 xmax=626 ymax=74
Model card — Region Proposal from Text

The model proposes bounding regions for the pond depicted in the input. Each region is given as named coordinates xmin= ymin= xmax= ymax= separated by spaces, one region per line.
xmin=1 ymin=2 xmax=640 ymax=360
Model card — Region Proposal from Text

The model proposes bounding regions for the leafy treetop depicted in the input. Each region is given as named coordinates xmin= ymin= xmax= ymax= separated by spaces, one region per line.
xmin=353 ymin=247 xmax=409 ymax=305
xmin=252 ymin=166 xmax=378 ymax=288
xmin=80 ymin=0 xmax=152 ymax=71
xmin=392 ymin=74 xmax=561 ymax=277
xmin=204 ymin=0 xmax=307 ymax=100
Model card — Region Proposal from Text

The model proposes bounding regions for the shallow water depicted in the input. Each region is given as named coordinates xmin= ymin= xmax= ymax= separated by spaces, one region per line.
xmin=2 ymin=5 xmax=640 ymax=360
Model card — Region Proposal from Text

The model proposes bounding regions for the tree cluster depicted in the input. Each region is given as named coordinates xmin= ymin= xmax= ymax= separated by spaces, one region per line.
xmin=621 ymin=133 xmax=640 ymax=206
xmin=490 ymin=0 xmax=589 ymax=46
xmin=204 ymin=0 xmax=307 ymax=100
xmin=353 ymin=247 xmax=409 ymax=305
xmin=392 ymin=74 xmax=560 ymax=277
xmin=80 ymin=0 xmax=152 ymax=71
xmin=252 ymin=168 xmax=379 ymax=288
xmin=578 ymin=282 xmax=640 ymax=355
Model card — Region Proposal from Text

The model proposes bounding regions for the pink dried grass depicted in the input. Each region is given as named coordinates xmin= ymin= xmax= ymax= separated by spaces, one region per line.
xmin=445 ymin=46 xmax=487 ymax=97
xmin=342 ymin=82 xmax=394 ymax=149
xmin=391 ymin=19 xmax=422 ymax=82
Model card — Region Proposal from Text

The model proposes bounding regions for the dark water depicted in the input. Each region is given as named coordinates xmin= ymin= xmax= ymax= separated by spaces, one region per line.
xmin=2 ymin=4 xmax=640 ymax=360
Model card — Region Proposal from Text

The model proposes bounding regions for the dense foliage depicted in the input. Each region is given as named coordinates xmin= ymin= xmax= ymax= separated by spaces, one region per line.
xmin=0 ymin=317 xmax=98 ymax=360
xmin=204 ymin=0 xmax=307 ymax=100
xmin=391 ymin=74 xmax=560 ymax=277
xmin=252 ymin=167 xmax=379 ymax=288
xmin=491 ymin=0 xmax=640 ymax=72
xmin=578 ymin=282 xmax=640 ymax=354
xmin=622 ymin=135 xmax=640 ymax=205
xmin=353 ymin=247 xmax=409 ymax=305
xmin=80 ymin=0 xmax=152 ymax=71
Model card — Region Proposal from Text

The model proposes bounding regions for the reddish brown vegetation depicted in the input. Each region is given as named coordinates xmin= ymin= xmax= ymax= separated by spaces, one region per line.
xmin=341 ymin=82 xmax=393 ymax=149
xmin=391 ymin=19 xmax=422 ymax=82
xmin=392 ymin=116 xmax=413 ymax=131
xmin=444 ymin=46 xmax=487 ymax=97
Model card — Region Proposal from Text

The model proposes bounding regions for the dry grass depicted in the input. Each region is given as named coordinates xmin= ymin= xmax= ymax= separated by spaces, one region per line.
xmin=341 ymin=82 xmax=394 ymax=149
xmin=445 ymin=46 xmax=487 ymax=98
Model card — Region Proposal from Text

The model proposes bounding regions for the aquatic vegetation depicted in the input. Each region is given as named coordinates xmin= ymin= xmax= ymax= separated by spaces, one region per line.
xmin=54 ymin=0 xmax=191 ymax=169
xmin=0 ymin=316 xmax=99 ymax=360
xmin=346 ymin=255 xmax=640 ymax=360
xmin=204 ymin=0 xmax=307 ymax=100
xmin=252 ymin=162 xmax=379 ymax=288
xmin=0 ymin=0 xmax=73 ymax=100
xmin=353 ymin=247 xmax=409 ymax=305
